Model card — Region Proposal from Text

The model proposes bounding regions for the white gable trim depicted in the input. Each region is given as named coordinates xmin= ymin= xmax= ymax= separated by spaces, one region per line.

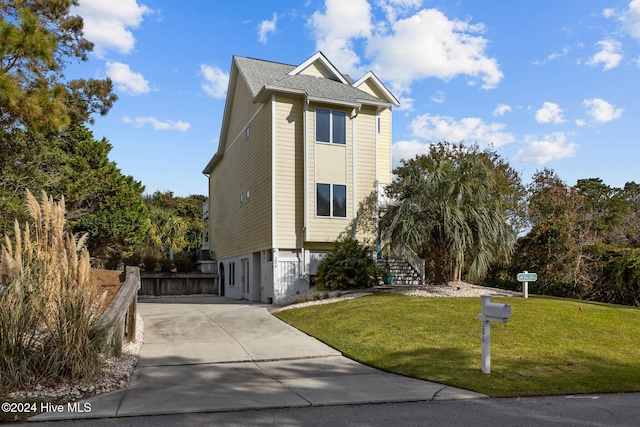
xmin=288 ymin=52 xmax=349 ymax=85
xmin=353 ymin=71 xmax=400 ymax=106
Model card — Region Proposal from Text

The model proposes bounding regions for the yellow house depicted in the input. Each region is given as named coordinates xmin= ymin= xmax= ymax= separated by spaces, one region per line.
xmin=203 ymin=52 xmax=398 ymax=303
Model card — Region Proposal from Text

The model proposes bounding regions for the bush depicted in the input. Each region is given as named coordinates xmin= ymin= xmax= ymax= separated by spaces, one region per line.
xmin=172 ymin=251 xmax=196 ymax=272
xmin=0 ymin=190 xmax=104 ymax=393
xmin=595 ymin=248 xmax=640 ymax=307
xmin=315 ymin=238 xmax=380 ymax=291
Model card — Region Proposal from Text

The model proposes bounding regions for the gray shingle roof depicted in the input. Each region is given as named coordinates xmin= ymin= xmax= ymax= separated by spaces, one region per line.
xmin=234 ymin=56 xmax=389 ymax=106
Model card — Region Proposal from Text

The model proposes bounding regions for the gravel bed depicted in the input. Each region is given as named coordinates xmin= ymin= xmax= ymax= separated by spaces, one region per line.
xmin=6 ymin=313 xmax=144 ymax=402
xmin=271 ymin=282 xmax=519 ymax=312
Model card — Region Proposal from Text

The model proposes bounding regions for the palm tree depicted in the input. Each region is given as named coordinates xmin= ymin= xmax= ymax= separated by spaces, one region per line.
xmin=148 ymin=206 xmax=186 ymax=262
xmin=381 ymin=148 xmax=516 ymax=284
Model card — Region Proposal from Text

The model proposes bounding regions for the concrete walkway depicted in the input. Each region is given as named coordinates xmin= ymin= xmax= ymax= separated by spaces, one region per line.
xmin=31 ymin=296 xmax=485 ymax=421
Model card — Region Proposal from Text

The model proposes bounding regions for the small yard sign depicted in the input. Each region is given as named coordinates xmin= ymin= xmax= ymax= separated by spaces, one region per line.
xmin=517 ymin=272 xmax=537 ymax=282
xmin=517 ymin=271 xmax=537 ymax=299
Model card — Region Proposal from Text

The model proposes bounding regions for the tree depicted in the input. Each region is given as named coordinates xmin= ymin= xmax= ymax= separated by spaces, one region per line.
xmin=147 ymin=206 xmax=186 ymax=262
xmin=144 ymin=191 xmax=207 ymax=254
xmin=0 ymin=125 xmax=149 ymax=263
xmin=511 ymin=169 xmax=590 ymax=297
xmin=0 ymin=0 xmax=116 ymax=133
xmin=381 ymin=143 xmax=519 ymax=284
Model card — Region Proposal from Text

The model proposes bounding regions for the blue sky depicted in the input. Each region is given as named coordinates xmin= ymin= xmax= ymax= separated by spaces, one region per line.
xmin=67 ymin=0 xmax=640 ymax=197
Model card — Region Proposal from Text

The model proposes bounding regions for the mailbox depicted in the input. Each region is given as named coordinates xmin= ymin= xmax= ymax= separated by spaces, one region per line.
xmin=477 ymin=295 xmax=512 ymax=374
xmin=477 ymin=295 xmax=512 ymax=323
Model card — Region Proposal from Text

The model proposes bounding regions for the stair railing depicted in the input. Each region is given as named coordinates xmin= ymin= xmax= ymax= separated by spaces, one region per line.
xmin=390 ymin=246 xmax=425 ymax=285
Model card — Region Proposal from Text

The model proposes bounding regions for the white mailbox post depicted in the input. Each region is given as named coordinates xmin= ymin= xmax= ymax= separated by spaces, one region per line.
xmin=477 ymin=295 xmax=511 ymax=374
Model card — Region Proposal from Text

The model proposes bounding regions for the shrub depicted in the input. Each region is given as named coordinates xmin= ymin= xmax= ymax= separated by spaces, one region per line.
xmin=595 ymin=248 xmax=640 ymax=307
xmin=0 ymin=190 xmax=104 ymax=392
xmin=172 ymin=251 xmax=196 ymax=272
xmin=315 ymin=238 xmax=380 ymax=291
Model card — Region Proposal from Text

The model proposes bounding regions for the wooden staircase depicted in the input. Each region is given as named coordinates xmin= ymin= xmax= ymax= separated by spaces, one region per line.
xmin=377 ymin=258 xmax=422 ymax=286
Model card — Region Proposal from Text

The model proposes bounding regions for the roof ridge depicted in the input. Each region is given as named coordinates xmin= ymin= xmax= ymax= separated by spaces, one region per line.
xmin=234 ymin=55 xmax=296 ymax=68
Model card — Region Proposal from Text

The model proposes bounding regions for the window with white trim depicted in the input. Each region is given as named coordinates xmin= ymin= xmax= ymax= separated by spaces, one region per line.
xmin=316 ymin=108 xmax=346 ymax=145
xmin=316 ymin=183 xmax=347 ymax=217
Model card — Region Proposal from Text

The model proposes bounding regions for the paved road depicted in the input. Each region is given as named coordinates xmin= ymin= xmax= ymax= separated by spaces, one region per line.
xmin=29 ymin=394 xmax=640 ymax=426
xmin=31 ymin=296 xmax=483 ymax=422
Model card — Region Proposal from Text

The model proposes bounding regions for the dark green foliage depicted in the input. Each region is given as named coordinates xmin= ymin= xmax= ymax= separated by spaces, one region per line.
xmin=0 ymin=0 xmax=117 ymax=133
xmin=382 ymin=142 xmax=521 ymax=284
xmin=0 ymin=125 xmax=149 ymax=263
xmin=596 ymin=249 xmax=640 ymax=307
xmin=172 ymin=251 xmax=196 ymax=272
xmin=485 ymin=168 xmax=640 ymax=306
xmin=315 ymin=238 xmax=381 ymax=291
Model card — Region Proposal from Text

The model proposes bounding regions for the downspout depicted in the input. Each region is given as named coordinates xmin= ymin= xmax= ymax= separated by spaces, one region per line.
xmin=302 ymin=94 xmax=309 ymax=278
xmin=375 ymin=106 xmax=381 ymax=259
xmin=352 ymin=106 xmax=360 ymax=238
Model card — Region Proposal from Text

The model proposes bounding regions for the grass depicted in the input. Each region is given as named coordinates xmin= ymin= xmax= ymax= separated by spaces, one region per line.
xmin=1 ymin=190 xmax=104 ymax=394
xmin=274 ymin=293 xmax=640 ymax=397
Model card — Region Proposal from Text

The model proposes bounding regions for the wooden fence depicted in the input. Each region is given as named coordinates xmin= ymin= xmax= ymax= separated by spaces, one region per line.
xmin=93 ymin=266 xmax=140 ymax=357
xmin=139 ymin=272 xmax=218 ymax=296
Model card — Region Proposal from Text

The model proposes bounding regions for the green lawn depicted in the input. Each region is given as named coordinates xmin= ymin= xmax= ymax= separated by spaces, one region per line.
xmin=274 ymin=293 xmax=640 ymax=397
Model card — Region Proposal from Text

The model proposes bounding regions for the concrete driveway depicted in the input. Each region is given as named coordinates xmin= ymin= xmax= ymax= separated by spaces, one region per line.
xmin=32 ymin=296 xmax=485 ymax=421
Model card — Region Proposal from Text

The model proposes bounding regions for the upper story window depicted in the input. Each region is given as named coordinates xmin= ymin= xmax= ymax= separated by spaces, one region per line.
xmin=317 ymin=183 xmax=347 ymax=218
xmin=316 ymin=108 xmax=346 ymax=145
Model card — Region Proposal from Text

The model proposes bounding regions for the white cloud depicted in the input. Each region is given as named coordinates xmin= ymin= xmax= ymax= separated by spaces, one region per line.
xmin=377 ymin=0 xmax=422 ymax=22
xmin=535 ymin=102 xmax=565 ymax=124
xmin=258 ymin=13 xmax=278 ymax=43
xmin=582 ymin=98 xmax=624 ymax=123
xmin=575 ymin=119 xmax=586 ymax=127
xmin=392 ymin=139 xmax=431 ymax=166
xmin=620 ymin=0 xmax=640 ymax=40
xmin=586 ymin=39 xmax=623 ymax=70
xmin=547 ymin=46 xmax=570 ymax=61
xmin=200 ymin=64 xmax=229 ymax=99
xmin=309 ymin=0 xmax=373 ymax=76
xmin=431 ymin=91 xmax=445 ymax=104
xmin=73 ymin=0 xmax=151 ymax=58
xmin=122 ymin=116 xmax=190 ymax=131
xmin=308 ymin=2 xmax=502 ymax=93
xmin=396 ymin=95 xmax=414 ymax=111
xmin=512 ymin=132 xmax=578 ymax=164
xmin=367 ymin=9 xmax=503 ymax=91
xmin=410 ymin=114 xmax=515 ymax=147
xmin=493 ymin=103 xmax=512 ymax=116
xmin=603 ymin=8 xmax=615 ymax=19
xmin=105 ymin=62 xmax=149 ymax=95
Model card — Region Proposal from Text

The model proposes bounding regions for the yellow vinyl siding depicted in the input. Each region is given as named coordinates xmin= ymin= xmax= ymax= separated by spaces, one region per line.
xmin=210 ymin=100 xmax=273 ymax=260
xmin=354 ymin=107 xmax=378 ymax=243
xmin=274 ymin=95 xmax=304 ymax=248
xmin=316 ymin=143 xmax=346 ymax=183
xmin=357 ymin=79 xmax=389 ymax=101
xmin=306 ymin=103 xmax=352 ymax=243
xmin=299 ymin=61 xmax=336 ymax=80
xmin=225 ymin=73 xmax=261 ymax=152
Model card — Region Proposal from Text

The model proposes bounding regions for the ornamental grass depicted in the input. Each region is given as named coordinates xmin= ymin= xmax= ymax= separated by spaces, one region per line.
xmin=0 ymin=190 xmax=105 ymax=393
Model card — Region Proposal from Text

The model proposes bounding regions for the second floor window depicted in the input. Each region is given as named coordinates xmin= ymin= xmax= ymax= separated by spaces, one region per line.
xmin=316 ymin=108 xmax=346 ymax=145
xmin=317 ymin=183 xmax=347 ymax=218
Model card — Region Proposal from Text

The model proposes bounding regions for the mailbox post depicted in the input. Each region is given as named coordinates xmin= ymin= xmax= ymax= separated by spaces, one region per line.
xmin=477 ymin=295 xmax=511 ymax=374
